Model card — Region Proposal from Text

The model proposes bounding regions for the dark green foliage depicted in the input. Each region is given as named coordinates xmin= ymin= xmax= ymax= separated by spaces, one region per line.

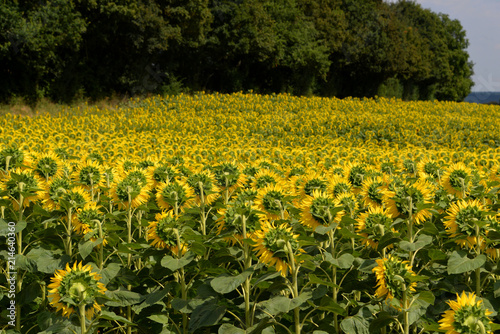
xmin=0 ymin=0 xmax=474 ymax=102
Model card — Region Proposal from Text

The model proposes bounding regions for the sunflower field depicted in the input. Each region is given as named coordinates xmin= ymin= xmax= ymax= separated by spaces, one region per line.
xmin=1 ymin=92 xmax=500 ymax=334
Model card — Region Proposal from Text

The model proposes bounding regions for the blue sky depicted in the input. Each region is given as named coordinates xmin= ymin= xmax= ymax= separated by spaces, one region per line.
xmin=413 ymin=0 xmax=500 ymax=92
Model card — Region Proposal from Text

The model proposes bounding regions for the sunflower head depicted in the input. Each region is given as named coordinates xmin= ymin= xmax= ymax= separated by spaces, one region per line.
xmin=360 ymin=176 xmax=387 ymax=208
xmin=185 ymin=169 xmax=220 ymax=206
xmin=372 ymin=255 xmax=417 ymax=307
xmin=32 ymin=151 xmax=63 ymax=180
xmin=147 ymin=212 xmax=186 ymax=255
xmin=47 ymin=262 xmax=107 ymax=320
xmin=43 ymin=176 xmax=73 ymax=211
xmin=0 ymin=146 xmax=31 ymax=171
xmin=73 ymin=160 xmax=105 ymax=189
xmin=254 ymin=183 xmax=291 ymax=221
xmin=441 ymin=163 xmax=473 ymax=198
xmin=356 ymin=206 xmax=394 ymax=249
xmin=439 ymin=291 xmax=494 ymax=334
xmin=212 ymin=161 xmax=246 ymax=193
xmin=300 ymin=172 xmax=328 ymax=198
xmin=444 ymin=199 xmax=491 ymax=250
xmin=328 ymin=174 xmax=352 ymax=198
xmin=156 ymin=179 xmax=194 ymax=213
xmin=300 ymin=190 xmax=343 ymax=231
xmin=2 ymin=168 xmax=45 ymax=210
xmin=252 ymin=220 xmax=301 ymax=276
xmin=73 ymin=202 xmax=107 ymax=246
xmin=383 ymin=179 xmax=433 ymax=224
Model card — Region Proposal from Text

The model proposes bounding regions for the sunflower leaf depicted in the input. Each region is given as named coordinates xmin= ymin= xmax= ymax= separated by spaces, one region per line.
xmin=210 ymin=268 xmax=254 ymax=294
xmin=447 ymin=251 xmax=486 ymax=274
xmin=399 ymin=235 xmax=432 ymax=252
xmin=161 ymin=251 xmax=195 ymax=271
xmin=100 ymin=310 xmax=135 ymax=325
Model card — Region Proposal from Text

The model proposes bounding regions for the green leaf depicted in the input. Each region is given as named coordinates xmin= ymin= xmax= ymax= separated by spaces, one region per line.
xmin=369 ymin=311 xmax=396 ymax=332
xmin=148 ymin=314 xmax=170 ymax=324
xmin=105 ymin=289 xmax=144 ymax=307
xmin=308 ymin=273 xmax=340 ymax=289
xmin=314 ymin=223 xmax=337 ymax=235
xmin=324 ymin=253 xmax=355 ymax=269
xmin=447 ymin=251 xmax=486 ymax=274
xmin=312 ymin=296 xmax=347 ymax=316
xmin=218 ymin=324 xmax=246 ymax=334
xmin=134 ymin=287 xmax=170 ymax=314
xmin=494 ymin=280 xmax=500 ymax=298
xmin=340 ymin=316 xmax=370 ymax=334
xmin=99 ymin=263 xmax=121 ymax=285
xmin=78 ymin=238 xmax=103 ymax=260
xmin=357 ymin=259 xmax=377 ymax=273
xmin=377 ymin=232 xmax=400 ymax=251
xmin=189 ymin=300 xmax=226 ymax=332
xmin=399 ymin=234 xmax=432 ymax=252
xmin=428 ymin=249 xmax=447 ymax=261
xmin=161 ymin=251 xmax=195 ymax=271
xmin=259 ymin=291 xmax=313 ymax=316
xmin=99 ymin=310 xmax=135 ymax=325
xmin=211 ymin=268 xmax=254 ymax=294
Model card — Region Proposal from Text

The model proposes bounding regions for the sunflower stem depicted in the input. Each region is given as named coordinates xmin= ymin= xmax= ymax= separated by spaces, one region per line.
xmin=175 ymin=229 xmax=188 ymax=334
xmin=79 ymin=304 xmax=87 ymax=334
xmin=15 ymin=192 xmax=25 ymax=332
xmin=328 ymin=230 xmax=339 ymax=334
xmin=98 ymin=221 xmax=104 ymax=270
xmin=402 ymin=286 xmax=409 ymax=334
xmin=241 ymin=215 xmax=253 ymax=328
xmin=66 ymin=207 xmax=73 ymax=257
xmin=286 ymin=241 xmax=301 ymax=334
xmin=475 ymin=224 xmax=482 ymax=296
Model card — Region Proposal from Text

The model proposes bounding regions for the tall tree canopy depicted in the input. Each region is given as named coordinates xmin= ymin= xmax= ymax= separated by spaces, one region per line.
xmin=0 ymin=0 xmax=474 ymax=103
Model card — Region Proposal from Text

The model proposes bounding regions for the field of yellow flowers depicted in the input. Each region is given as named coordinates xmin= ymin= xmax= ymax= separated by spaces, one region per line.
xmin=1 ymin=92 xmax=500 ymax=334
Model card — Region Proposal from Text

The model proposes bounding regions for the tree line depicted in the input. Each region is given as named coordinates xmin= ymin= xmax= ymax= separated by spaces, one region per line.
xmin=0 ymin=0 xmax=474 ymax=104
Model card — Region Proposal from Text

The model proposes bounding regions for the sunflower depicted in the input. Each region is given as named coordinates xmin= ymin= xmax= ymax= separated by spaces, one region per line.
xmin=372 ymin=255 xmax=417 ymax=306
xmin=250 ymin=169 xmax=283 ymax=189
xmin=356 ymin=206 xmax=394 ymax=249
xmin=335 ymin=192 xmax=360 ymax=219
xmin=253 ymin=183 xmax=291 ymax=222
xmin=0 ymin=146 xmax=32 ymax=171
xmin=252 ymin=220 xmax=301 ymax=276
xmin=444 ymin=199 xmax=493 ymax=250
xmin=73 ymin=202 xmax=107 ymax=246
xmin=32 ymin=151 xmax=63 ymax=180
xmin=72 ymin=159 xmax=105 ymax=191
xmin=400 ymin=159 xmax=417 ymax=176
xmin=439 ymin=291 xmax=494 ymax=334
xmin=344 ymin=162 xmax=367 ymax=190
xmin=2 ymin=168 xmax=45 ymax=210
xmin=42 ymin=177 xmax=73 ymax=211
xmin=298 ymin=172 xmax=328 ymax=198
xmin=148 ymin=164 xmax=179 ymax=186
xmin=156 ymin=179 xmax=195 ymax=213
xmin=47 ymin=261 xmax=107 ymax=320
xmin=184 ymin=169 xmax=220 ymax=206
xmin=60 ymin=186 xmax=91 ymax=210
xmin=147 ymin=211 xmax=187 ymax=255
xmin=417 ymin=158 xmax=443 ymax=181
xmin=327 ymin=174 xmax=352 ymax=198
xmin=110 ymin=168 xmax=152 ymax=209
xmin=216 ymin=200 xmax=260 ymax=244
xmin=360 ymin=176 xmax=387 ymax=209
xmin=211 ymin=161 xmax=247 ymax=194
xmin=300 ymin=190 xmax=343 ymax=231
xmin=383 ymin=178 xmax=434 ymax=224
xmin=441 ymin=163 xmax=473 ymax=198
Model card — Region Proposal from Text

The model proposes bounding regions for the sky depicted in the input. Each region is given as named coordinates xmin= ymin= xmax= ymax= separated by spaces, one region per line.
xmin=388 ymin=0 xmax=500 ymax=92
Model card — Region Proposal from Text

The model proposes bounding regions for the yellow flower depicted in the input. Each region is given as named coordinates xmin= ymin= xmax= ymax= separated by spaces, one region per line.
xmin=47 ymin=261 xmax=107 ymax=320
xmin=184 ymin=169 xmax=220 ymax=206
xmin=252 ymin=220 xmax=301 ymax=277
xmin=155 ymin=179 xmax=195 ymax=213
xmin=2 ymin=168 xmax=45 ymax=210
xmin=300 ymin=190 xmax=342 ymax=231
xmin=254 ymin=183 xmax=291 ymax=222
xmin=372 ymin=255 xmax=417 ymax=307
xmin=147 ymin=211 xmax=187 ymax=256
xmin=439 ymin=292 xmax=494 ymax=334
xmin=444 ymin=199 xmax=492 ymax=250
xmin=441 ymin=163 xmax=473 ymax=198
xmin=73 ymin=202 xmax=107 ymax=246
xmin=356 ymin=206 xmax=394 ymax=249
xmin=383 ymin=178 xmax=433 ymax=224
xmin=72 ymin=159 xmax=105 ymax=190
xmin=110 ymin=168 xmax=152 ymax=209
xmin=360 ymin=176 xmax=387 ymax=209
xmin=32 ymin=151 xmax=63 ymax=180
xmin=251 ymin=169 xmax=283 ymax=189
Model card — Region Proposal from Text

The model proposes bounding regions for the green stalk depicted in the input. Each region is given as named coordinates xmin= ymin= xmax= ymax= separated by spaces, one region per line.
xmin=175 ymin=229 xmax=188 ymax=334
xmin=16 ymin=190 xmax=24 ymax=332
xmin=126 ymin=191 xmax=133 ymax=334
xmin=475 ymin=224 xmax=482 ymax=296
xmin=241 ymin=215 xmax=253 ymax=328
xmin=328 ymin=230 xmax=339 ymax=334
xmin=97 ymin=220 xmax=104 ymax=270
xmin=199 ymin=182 xmax=206 ymax=236
xmin=286 ymin=241 xmax=301 ymax=334
xmin=79 ymin=305 xmax=87 ymax=334
xmin=402 ymin=286 xmax=409 ymax=334
xmin=66 ymin=207 xmax=73 ymax=257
